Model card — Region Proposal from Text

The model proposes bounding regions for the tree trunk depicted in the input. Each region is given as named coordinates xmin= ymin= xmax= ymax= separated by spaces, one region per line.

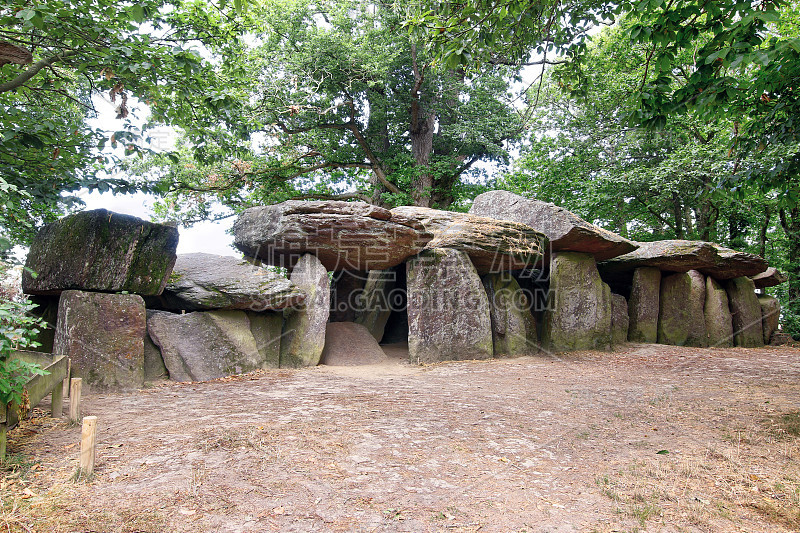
xmin=694 ymin=173 xmax=717 ymax=241
xmin=410 ymin=44 xmax=436 ymax=207
xmin=672 ymin=193 xmax=684 ymax=239
xmin=728 ymin=211 xmax=747 ymax=250
xmin=758 ymin=205 xmax=771 ymax=258
xmin=779 ymin=207 xmax=800 ymax=338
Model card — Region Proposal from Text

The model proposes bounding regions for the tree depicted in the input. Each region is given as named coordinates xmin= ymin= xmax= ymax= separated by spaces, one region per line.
xmin=0 ymin=0 xmax=243 ymax=246
xmin=143 ymin=0 xmax=527 ymax=217
xmin=503 ymin=16 xmax=800 ymax=337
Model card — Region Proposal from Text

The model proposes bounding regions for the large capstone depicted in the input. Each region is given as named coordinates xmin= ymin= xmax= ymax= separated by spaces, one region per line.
xmin=406 ymin=248 xmax=493 ymax=363
xmin=704 ymin=277 xmax=734 ymax=347
xmin=280 ymin=254 xmax=330 ymax=367
xmin=657 ymin=272 xmax=693 ymax=346
xmin=599 ymin=240 xmax=768 ymax=280
xmin=157 ymin=253 xmax=306 ymax=311
xmin=725 ymin=277 xmax=764 ymax=347
xmin=469 ymin=190 xmax=637 ymax=261
xmin=751 ymin=267 xmax=788 ymax=289
xmin=53 ymin=290 xmax=145 ymax=389
xmin=233 ymin=201 xmax=431 ymax=271
xmin=320 ymin=322 xmax=388 ymax=366
xmin=392 ymin=206 xmax=546 ymax=273
xmin=610 ymin=293 xmax=629 ymax=346
xmin=23 ymin=209 xmax=178 ymax=296
xmin=541 ymin=252 xmax=612 ymax=352
xmin=627 ymin=267 xmax=661 ymax=343
xmin=482 ymin=273 xmax=539 ymax=357
xmin=353 ymin=268 xmax=398 ymax=342
xmin=147 ymin=310 xmax=268 ymax=382
xmin=758 ymin=295 xmax=781 ymax=345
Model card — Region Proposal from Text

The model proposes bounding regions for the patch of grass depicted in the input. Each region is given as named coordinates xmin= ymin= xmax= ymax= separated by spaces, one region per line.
xmin=1 ymin=453 xmax=37 ymax=477
xmin=771 ymin=411 xmax=800 ymax=439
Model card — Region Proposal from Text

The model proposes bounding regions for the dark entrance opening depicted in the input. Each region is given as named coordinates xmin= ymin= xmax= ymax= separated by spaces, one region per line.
xmin=380 ymin=263 xmax=408 ymax=346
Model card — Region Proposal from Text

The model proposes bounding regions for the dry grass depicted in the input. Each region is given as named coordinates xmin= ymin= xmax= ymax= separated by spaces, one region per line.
xmin=595 ymin=420 xmax=800 ymax=530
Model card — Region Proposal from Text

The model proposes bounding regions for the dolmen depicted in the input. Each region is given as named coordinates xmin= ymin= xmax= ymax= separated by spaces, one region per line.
xmin=23 ymin=192 xmax=787 ymax=389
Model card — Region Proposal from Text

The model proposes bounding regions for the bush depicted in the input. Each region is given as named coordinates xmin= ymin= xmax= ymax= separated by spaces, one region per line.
xmin=0 ymin=263 xmax=48 ymax=406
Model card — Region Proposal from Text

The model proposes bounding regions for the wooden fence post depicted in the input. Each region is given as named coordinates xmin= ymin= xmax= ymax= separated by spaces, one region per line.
xmin=79 ymin=416 xmax=97 ymax=476
xmin=62 ymin=359 xmax=71 ymax=398
xmin=69 ymin=378 xmax=82 ymax=423
xmin=51 ymin=379 xmax=64 ymax=418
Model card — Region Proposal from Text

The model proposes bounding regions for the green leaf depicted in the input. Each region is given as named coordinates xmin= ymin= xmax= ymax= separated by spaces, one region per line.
xmin=656 ymin=450 xmax=669 ymax=455
xmin=130 ymin=5 xmax=145 ymax=23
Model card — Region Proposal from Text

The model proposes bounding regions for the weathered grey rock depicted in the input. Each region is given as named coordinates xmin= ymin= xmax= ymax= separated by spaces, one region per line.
xmin=392 ymin=206 xmax=546 ymax=273
xmin=54 ymin=290 xmax=145 ymax=389
xmin=320 ymin=322 xmax=388 ymax=366
xmin=725 ymin=277 xmax=764 ymax=347
xmin=541 ymin=252 xmax=612 ymax=352
xmin=280 ymin=254 xmax=330 ymax=367
xmin=751 ymin=267 xmax=788 ymax=289
xmin=705 ymin=247 xmax=770 ymax=280
xmin=599 ymin=240 xmax=768 ymax=280
xmin=686 ymin=270 xmax=708 ymax=347
xmin=147 ymin=310 xmax=264 ymax=382
xmin=610 ymin=293 xmax=629 ymax=346
xmin=158 ymin=253 xmax=305 ymax=311
xmin=330 ymin=270 xmax=368 ymax=322
xmin=248 ymin=311 xmax=283 ymax=368
xmin=627 ymin=267 xmax=661 ymax=343
xmin=758 ymin=295 xmax=781 ymax=345
xmin=143 ymin=326 xmax=169 ymax=381
xmin=704 ymin=277 xmax=734 ymax=347
xmin=469 ymin=190 xmax=637 ymax=261
xmin=658 ymin=273 xmax=693 ymax=346
xmin=354 ymin=268 xmax=398 ymax=342
xmin=233 ymin=201 xmax=432 ymax=271
xmin=406 ymin=248 xmax=493 ymax=363
xmin=482 ymin=273 xmax=539 ymax=357
xmin=23 ymin=209 xmax=178 ymax=296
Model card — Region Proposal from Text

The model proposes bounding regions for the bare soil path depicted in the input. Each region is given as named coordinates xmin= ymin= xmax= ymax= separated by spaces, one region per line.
xmin=3 ymin=344 xmax=800 ymax=532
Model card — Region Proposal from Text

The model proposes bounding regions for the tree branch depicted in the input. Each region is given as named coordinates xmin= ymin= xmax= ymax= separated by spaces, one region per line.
xmin=0 ymin=50 xmax=78 ymax=93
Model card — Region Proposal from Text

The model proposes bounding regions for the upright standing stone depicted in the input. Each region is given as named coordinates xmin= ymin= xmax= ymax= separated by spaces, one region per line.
xmin=627 ymin=267 xmax=661 ymax=343
xmin=23 ymin=209 xmax=179 ymax=296
xmin=53 ymin=290 xmax=145 ymax=389
xmin=280 ymin=254 xmax=330 ymax=367
xmin=704 ymin=277 xmax=734 ymax=347
xmin=354 ymin=268 xmax=398 ymax=342
xmin=610 ymin=293 xmax=629 ymax=346
xmin=329 ymin=270 xmax=368 ymax=322
xmin=541 ymin=252 xmax=612 ymax=352
xmin=685 ymin=270 xmax=708 ymax=347
xmin=147 ymin=310 xmax=265 ymax=381
xmin=248 ymin=311 xmax=283 ymax=368
xmin=758 ymin=295 xmax=781 ymax=345
xmin=482 ymin=273 xmax=538 ymax=357
xmin=406 ymin=248 xmax=493 ymax=363
xmin=143 ymin=312 xmax=169 ymax=381
xmin=658 ymin=272 xmax=692 ymax=346
xmin=725 ymin=277 xmax=764 ymax=347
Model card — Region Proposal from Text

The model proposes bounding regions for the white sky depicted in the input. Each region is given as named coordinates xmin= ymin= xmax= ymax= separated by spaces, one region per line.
xmin=84 ymin=89 xmax=238 ymax=258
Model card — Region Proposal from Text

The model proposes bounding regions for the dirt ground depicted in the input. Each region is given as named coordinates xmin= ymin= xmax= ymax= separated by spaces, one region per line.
xmin=2 ymin=343 xmax=800 ymax=532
